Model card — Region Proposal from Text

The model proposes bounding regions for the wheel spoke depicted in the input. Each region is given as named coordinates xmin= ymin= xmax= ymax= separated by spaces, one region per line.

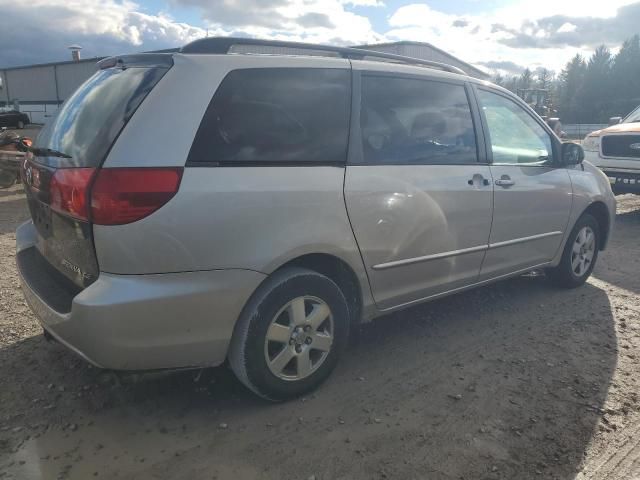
xmin=312 ymin=332 xmax=333 ymax=352
xmin=577 ymin=228 xmax=586 ymax=245
xmin=571 ymin=254 xmax=581 ymax=272
xmin=306 ymin=303 xmax=331 ymax=329
xmin=270 ymin=347 xmax=295 ymax=374
xmin=296 ymin=349 xmax=312 ymax=377
xmin=577 ymin=259 xmax=586 ymax=276
xmin=586 ymin=231 xmax=595 ymax=250
xmin=288 ymin=297 xmax=307 ymax=326
xmin=572 ymin=241 xmax=582 ymax=254
xmin=267 ymin=323 xmax=291 ymax=344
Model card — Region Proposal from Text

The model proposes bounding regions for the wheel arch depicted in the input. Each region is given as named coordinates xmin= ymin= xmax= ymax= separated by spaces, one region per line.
xmin=582 ymin=201 xmax=611 ymax=250
xmin=274 ymin=253 xmax=364 ymax=328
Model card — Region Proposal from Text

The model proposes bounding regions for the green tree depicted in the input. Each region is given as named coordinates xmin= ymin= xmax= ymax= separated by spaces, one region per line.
xmin=610 ymin=34 xmax=640 ymax=117
xmin=575 ymin=45 xmax=613 ymax=122
xmin=557 ymin=54 xmax=586 ymax=122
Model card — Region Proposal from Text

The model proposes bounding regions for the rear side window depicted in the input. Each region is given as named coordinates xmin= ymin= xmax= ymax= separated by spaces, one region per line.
xmin=359 ymin=76 xmax=478 ymax=165
xmin=34 ymin=66 xmax=168 ymax=168
xmin=187 ymin=68 xmax=351 ymax=165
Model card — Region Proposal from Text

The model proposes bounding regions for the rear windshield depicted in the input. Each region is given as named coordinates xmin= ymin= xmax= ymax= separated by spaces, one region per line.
xmin=34 ymin=66 xmax=168 ymax=168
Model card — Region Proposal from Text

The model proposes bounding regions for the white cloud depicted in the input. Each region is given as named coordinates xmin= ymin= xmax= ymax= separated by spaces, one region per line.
xmin=557 ymin=22 xmax=577 ymax=33
xmin=180 ymin=0 xmax=383 ymax=45
xmin=0 ymin=0 xmax=216 ymax=66
xmin=1 ymin=0 xmax=639 ymax=77
xmin=340 ymin=0 xmax=385 ymax=7
xmin=385 ymin=1 xmax=640 ymax=74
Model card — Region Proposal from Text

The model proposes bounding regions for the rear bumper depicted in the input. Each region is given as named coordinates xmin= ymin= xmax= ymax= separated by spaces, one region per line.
xmin=16 ymin=221 xmax=266 ymax=370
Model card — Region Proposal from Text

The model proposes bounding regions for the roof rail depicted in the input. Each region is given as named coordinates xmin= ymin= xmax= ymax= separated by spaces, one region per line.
xmin=180 ymin=37 xmax=467 ymax=76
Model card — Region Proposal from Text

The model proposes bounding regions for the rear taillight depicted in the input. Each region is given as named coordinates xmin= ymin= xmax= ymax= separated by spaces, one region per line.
xmin=90 ymin=168 xmax=183 ymax=225
xmin=49 ymin=168 xmax=96 ymax=221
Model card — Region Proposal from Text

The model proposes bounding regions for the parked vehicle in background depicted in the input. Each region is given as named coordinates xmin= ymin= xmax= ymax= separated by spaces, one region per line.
xmin=0 ymin=130 xmax=29 ymax=188
xmin=15 ymin=38 xmax=616 ymax=401
xmin=0 ymin=110 xmax=30 ymax=129
xmin=583 ymin=104 xmax=640 ymax=194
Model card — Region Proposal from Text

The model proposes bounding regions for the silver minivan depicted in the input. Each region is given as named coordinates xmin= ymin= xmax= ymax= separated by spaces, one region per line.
xmin=15 ymin=38 xmax=615 ymax=400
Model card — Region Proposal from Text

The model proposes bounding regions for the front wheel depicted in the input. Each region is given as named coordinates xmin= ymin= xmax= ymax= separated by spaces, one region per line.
xmin=229 ymin=267 xmax=350 ymax=401
xmin=547 ymin=213 xmax=600 ymax=288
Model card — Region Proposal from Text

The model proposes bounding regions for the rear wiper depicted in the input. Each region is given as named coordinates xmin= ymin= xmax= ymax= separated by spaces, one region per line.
xmin=0 ymin=136 xmax=72 ymax=159
xmin=27 ymin=147 xmax=72 ymax=159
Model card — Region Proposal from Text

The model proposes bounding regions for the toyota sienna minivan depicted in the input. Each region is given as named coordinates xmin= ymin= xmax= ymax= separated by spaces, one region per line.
xmin=15 ymin=38 xmax=616 ymax=401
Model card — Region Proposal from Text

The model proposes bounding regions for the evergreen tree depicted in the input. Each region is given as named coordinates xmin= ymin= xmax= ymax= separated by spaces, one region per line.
xmin=610 ymin=35 xmax=640 ymax=117
xmin=557 ymin=54 xmax=586 ymax=122
xmin=496 ymin=36 xmax=640 ymax=123
xmin=575 ymin=45 xmax=613 ymax=122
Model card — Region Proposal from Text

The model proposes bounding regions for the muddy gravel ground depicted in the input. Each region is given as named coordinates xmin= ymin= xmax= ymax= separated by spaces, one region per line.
xmin=0 ymin=186 xmax=639 ymax=480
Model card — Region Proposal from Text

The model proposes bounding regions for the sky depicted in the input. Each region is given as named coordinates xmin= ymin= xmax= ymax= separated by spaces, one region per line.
xmin=1 ymin=0 xmax=639 ymax=76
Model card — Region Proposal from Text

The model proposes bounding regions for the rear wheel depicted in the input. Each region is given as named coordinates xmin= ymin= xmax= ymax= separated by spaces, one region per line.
xmin=547 ymin=213 xmax=599 ymax=288
xmin=229 ymin=267 xmax=350 ymax=401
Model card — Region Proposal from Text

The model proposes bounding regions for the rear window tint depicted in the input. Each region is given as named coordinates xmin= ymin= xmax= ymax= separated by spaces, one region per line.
xmin=359 ymin=75 xmax=478 ymax=165
xmin=34 ymin=66 xmax=168 ymax=168
xmin=187 ymin=68 xmax=351 ymax=165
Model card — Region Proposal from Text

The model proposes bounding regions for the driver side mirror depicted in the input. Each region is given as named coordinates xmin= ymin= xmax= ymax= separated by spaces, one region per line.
xmin=608 ymin=116 xmax=622 ymax=126
xmin=561 ymin=142 xmax=584 ymax=166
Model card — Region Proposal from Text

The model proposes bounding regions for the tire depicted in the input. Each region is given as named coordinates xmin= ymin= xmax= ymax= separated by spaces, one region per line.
xmin=547 ymin=213 xmax=600 ymax=288
xmin=229 ymin=267 xmax=350 ymax=401
xmin=0 ymin=170 xmax=17 ymax=189
xmin=16 ymin=120 xmax=24 ymax=129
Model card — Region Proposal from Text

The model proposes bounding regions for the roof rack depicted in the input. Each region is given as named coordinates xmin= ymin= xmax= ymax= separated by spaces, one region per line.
xmin=180 ymin=37 xmax=467 ymax=76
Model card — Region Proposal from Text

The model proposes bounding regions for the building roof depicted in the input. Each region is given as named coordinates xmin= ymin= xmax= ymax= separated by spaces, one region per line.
xmin=1 ymin=41 xmax=488 ymax=78
xmin=0 ymin=56 xmax=106 ymax=71
xmin=352 ymin=41 xmax=489 ymax=79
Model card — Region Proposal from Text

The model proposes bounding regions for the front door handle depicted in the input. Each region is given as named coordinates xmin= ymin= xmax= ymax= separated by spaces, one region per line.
xmin=495 ymin=177 xmax=515 ymax=187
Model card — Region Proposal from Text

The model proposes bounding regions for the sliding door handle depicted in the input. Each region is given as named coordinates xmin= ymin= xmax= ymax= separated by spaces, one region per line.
xmin=495 ymin=177 xmax=515 ymax=187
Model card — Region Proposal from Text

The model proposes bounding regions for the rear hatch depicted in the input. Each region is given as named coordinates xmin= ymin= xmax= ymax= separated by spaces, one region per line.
xmin=23 ymin=54 xmax=173 ymax=288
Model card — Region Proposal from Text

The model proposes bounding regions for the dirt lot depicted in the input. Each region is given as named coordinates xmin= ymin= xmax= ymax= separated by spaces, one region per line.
xmin=0 ymin=186 xmax=639 ymax=480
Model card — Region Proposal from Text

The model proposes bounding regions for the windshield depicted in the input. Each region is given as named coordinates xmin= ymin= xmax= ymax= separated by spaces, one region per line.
xmin=623 ymin=105 xmax=640 ymax=123
xmin=34 ymin=66 xmax=168 ymax=168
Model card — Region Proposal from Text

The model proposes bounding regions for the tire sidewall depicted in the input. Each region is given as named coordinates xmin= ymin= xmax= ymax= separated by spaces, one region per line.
xmin=240 ymin=271 xmax=350 ymax=400
xmin=561 ymin=214 xmax=600 ymax=286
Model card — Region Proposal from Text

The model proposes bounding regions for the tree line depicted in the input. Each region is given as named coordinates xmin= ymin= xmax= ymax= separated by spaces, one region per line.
xmin=491 ymin=35 xmax=640 ymax=124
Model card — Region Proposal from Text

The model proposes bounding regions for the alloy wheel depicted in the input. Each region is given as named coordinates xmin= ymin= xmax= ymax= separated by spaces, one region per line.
xmin=571 ymin=226 xmax=596 ymax=277
xmin=264 ymin=296 xmax=334 ymax=381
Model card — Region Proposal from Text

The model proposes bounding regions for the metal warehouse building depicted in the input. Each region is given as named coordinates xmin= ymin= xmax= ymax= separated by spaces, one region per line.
xmin=0 ymin=41 xmax=489 ymax=124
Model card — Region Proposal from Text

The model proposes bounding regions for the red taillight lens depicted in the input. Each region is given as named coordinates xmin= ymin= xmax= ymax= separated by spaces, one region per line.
xmin=90 ymin=168 xmax=183 ymax=225
xmin=49 ymin=168 xmax=96 ymax=221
